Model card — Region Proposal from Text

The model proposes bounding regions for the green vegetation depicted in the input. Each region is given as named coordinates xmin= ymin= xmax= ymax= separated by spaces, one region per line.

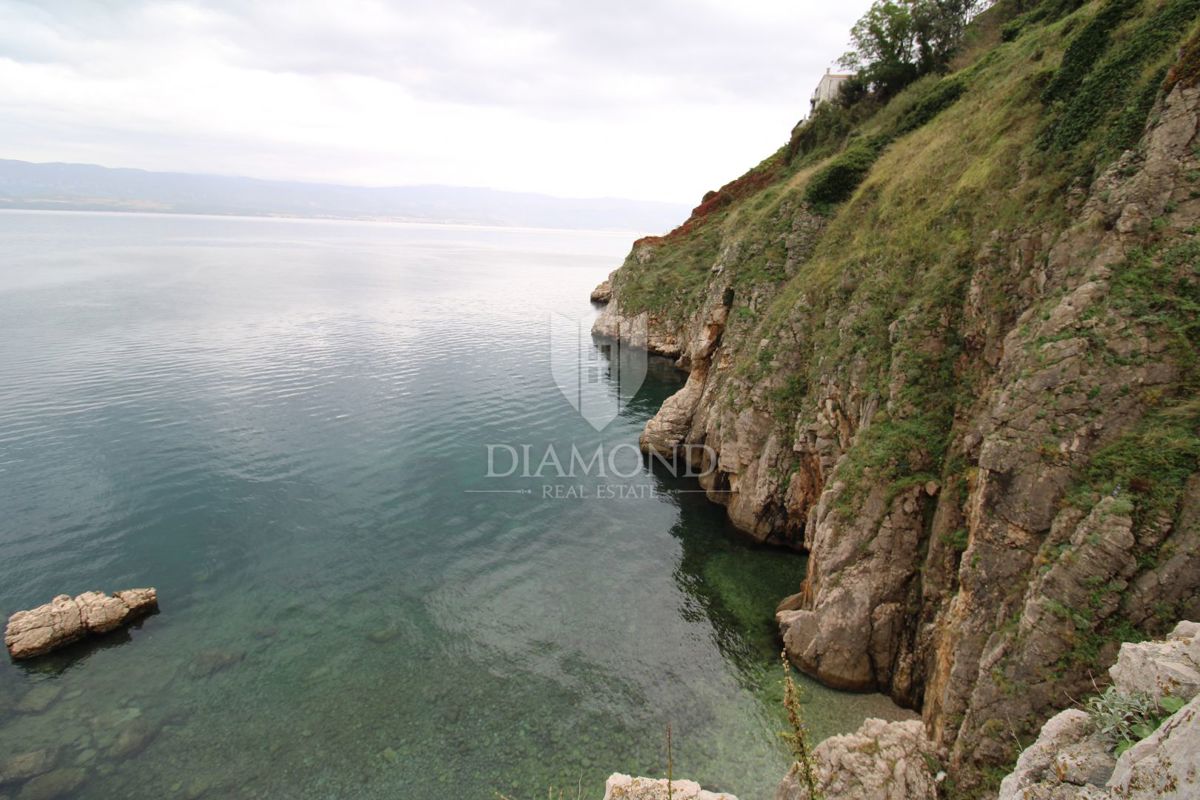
xmin=1040 ymin=0 xmax=1200 ymax=159
xmin=840 ymin=0 xmax=982 ymax=98
xmin=780 ymin=652 xmax=823 ymax=800
xmin=804 ymin=140 xmax=883 ymax=207
xmin=610 ymin=0 xmax=1200 ymax=537
xmin=1086 ymin=687 xmax=1188 ymax=754
xmin=1067 ymin=238 xmax=1200 ymax=531
xmin=1039 ymin=0 xmax=1139 ymax=106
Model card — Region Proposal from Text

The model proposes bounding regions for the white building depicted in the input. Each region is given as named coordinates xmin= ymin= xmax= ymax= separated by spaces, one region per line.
xmin=810 ymin=69 xmax=853 ymax=113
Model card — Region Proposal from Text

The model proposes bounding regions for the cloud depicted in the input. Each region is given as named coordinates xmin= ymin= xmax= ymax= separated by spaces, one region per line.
xmin=0 ymin=0 xmax=872 ymax=202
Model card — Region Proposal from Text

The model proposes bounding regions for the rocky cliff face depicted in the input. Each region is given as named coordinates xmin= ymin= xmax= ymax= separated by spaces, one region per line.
xmin=595 ymin=1 xmax=1200 ymax=793
xmin=772 ymin=623 xmax=1200 ymax=800
xmin=997 ymin=621 xmax=1200 ymax=799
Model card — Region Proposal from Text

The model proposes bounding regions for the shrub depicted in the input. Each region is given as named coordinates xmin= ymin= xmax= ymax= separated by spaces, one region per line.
xmin=1086 ymin=687 xmax=1187 ymax=754
xmin=804 ymin=141 xmax=882 ymax=207
xmin=890 ymin=77 xmax=967 ymax=136
xmin=788 ymin=104 xmax=854 ymax=164
xmin=781 ymin=652 xmax=823 ymax=800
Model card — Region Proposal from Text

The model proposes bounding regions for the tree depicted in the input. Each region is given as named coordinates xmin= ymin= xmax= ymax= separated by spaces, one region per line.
xmin=840 ymin=0 xmax=982 ymax=98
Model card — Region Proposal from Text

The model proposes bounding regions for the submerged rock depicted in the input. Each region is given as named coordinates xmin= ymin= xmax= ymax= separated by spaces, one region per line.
xmin=188 ymin=649 xmax=243 ymax=678
xmin=604 ymin=774 xmax=737 ymax=800
xmin=15 ymin=769 xmax=86 ymax=800
xmin=366 ymin=626 xmax=401 ymax=644
xmin=4 ymin=589 xmax=157 ymax=659
xmin=0 ymin=749 xmax=57 ymax=786
xmin=14 ymin=685 xmax=62 ymax=715
xmin=107 ymin=717 xmax=158 ymax=759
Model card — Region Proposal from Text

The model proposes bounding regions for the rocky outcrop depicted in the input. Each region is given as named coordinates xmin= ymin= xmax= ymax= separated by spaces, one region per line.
xmin=596 ymin=53 xmax=1200 ymax=791
xmin=5 ymin=589 xmax=157 ymax=659
xmin=1106 ymin=694 xmax=1200 ymax=799
xmin=592 ymin=302 xmax=683 ymax=359
xmin=776 ymin=718 xmax=939 ymax=800
xmin=1108 ymin=621 xmax=1200 ymax=702
xmin=591 ymin=273 xmax=614 ymax=304
xmin=603 ymin=774 xmax=738 ymax=800
xmin=998 ymin=623 xmax=1200 ymax=800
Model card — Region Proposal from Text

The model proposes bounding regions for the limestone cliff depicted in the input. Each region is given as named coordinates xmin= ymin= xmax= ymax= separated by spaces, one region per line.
xmin=996 ymin=621 xmax=1200 ymax=799
xmin=595 ymin=0 xmax=1200 ymax=794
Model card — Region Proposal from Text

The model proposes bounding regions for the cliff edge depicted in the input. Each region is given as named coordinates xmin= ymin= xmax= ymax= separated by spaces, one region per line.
xmin=595 ymin=0 xmax=1200 ymax=793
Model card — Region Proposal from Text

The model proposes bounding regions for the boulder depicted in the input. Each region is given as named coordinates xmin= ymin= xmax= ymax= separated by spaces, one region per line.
xmin=998 ymin=709 xmax=1094 ymax=800
xmin=603 ymin=774 xmax=737 ymax=800
xmin=5 ymin=589 xmax=157 ymax=659
xmin=1109 ymin=622 xmax=1200 ymax=702
xmin=776 ymin=718 xmax=938 ymax=800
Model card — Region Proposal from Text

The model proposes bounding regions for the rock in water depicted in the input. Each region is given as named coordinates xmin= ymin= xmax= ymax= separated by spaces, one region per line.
xmin=188 ymin=649 xmax=244 ymax=678
xmin=604 ymin=774 xmax=737 ymax=800
xmin=5 ymin=589 xmax=157 ymax=659
xmin=15 ymin=769 xmax=86 ymax=800
xmin=0 ymin=748 xmax=57 ymax=785
xmin=107 ymin=718 xmax=157 ymax=759
xmin=14 ymin=684 xmax=62 ymax=715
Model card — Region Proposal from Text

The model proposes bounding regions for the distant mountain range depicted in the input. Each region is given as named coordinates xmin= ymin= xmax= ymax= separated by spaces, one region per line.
xmin=0 ymin=159 xmax=688 ymax=233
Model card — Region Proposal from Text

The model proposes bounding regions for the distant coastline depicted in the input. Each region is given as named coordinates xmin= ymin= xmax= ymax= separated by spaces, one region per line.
xmin=0 ymin=158 xmax=689 ymax=235
xmin=0 ymin=206 xmax=656 ymax=238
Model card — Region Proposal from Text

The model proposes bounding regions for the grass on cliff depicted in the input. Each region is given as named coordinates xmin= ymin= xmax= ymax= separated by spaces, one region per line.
xmin=1065 ymin=237 xmax=1200 ymax=566
xmin=612 ymin=0 xmax=1200 ymax=516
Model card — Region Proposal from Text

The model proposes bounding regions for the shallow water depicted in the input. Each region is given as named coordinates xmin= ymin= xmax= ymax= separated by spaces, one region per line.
xmin=0 ymin=211 xmax=911 ymax=799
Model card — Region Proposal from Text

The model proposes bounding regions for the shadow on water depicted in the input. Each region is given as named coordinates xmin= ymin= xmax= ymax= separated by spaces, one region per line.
xmin=654 ymin=469 xmax=807 ymax=689
xmin=593 ymin=331 xmax=685 ymax=420
xmin=600 ymin=333 xmax=805 ymax=695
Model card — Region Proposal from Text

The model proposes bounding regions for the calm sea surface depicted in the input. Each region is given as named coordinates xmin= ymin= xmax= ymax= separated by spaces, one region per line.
xmin=0 ymin=211 xmax=909 ymax=799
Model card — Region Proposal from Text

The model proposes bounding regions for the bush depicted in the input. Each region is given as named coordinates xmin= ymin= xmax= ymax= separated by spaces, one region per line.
xmin=804 ymin=140 xmax=882 ymax=207
xmin=891 ymin=77 xmax=967 ymax=137
xmin=787 ymin=104 xmax=854 ymax=164
xmin=1086 ymin=687 xmax=1187 ymax=754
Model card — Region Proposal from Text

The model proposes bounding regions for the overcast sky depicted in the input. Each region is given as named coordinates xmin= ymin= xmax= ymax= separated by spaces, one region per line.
xmin=0 ymin=0 xmax=872 ymax=203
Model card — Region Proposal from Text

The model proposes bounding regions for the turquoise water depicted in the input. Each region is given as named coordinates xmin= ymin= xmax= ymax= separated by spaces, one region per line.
xmin=0 ymin=211 xmax=911 ymax=799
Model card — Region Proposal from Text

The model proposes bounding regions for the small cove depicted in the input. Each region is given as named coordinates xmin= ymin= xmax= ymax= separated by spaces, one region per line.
xmin=0 ymin=211 xmax=913 ymax=799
